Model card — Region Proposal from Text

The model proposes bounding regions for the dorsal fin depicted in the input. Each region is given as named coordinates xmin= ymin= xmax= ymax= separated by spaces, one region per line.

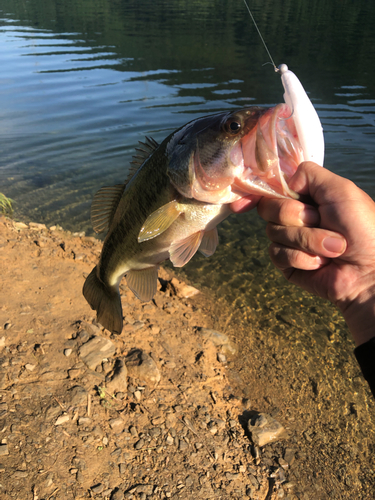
xmin=91 ymin=184 xmax=125 ymax=234
xmin=130 ymin=136 xmax=159 ymax=166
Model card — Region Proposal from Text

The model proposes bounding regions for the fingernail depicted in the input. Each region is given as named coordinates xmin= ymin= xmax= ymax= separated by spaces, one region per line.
xmin=323 ymin=236 xmax=346 ymax=254
xmin=300 ymin=207 xmax=319 ymax=226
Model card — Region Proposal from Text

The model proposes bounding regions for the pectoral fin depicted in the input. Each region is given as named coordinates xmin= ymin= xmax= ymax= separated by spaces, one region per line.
xmin=199 ymin=227 xmax=219 ymax=257
xmin=169 ymin=231 xmax=203 ymax=267
xmin=138 ymin=201 xmax=182 ymax=243
xmin=126 ymin=267 xmax=159 ymax=302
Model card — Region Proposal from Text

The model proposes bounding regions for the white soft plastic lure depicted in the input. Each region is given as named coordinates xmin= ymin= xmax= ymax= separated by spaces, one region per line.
xmin=278 ymin=63 xmax=325 ymax=167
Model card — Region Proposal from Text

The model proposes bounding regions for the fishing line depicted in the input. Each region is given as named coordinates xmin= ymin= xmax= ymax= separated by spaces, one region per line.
xmin=242 ymin=0 xmax=278 ymax=72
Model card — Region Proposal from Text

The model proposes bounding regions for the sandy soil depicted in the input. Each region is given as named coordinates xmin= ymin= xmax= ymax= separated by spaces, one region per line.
xmin=0 ymin=215 xmax=374 ymax=500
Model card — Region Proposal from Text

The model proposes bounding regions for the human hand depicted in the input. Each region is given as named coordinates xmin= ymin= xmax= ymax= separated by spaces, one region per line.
xmin=256 ymin=161 xmax=375 ymax=346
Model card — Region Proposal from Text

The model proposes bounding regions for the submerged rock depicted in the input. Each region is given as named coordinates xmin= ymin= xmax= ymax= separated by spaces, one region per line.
xmin=248 ymin=413 xmax=287 ymax=447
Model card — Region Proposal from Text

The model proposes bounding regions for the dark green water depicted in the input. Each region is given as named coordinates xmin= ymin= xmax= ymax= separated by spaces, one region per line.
xmin=1 ymin=0 xmax=375 ymax=351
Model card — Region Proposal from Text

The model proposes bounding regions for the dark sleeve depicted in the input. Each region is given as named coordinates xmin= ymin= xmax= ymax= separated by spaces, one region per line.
xmin=354 ymin=337 xmax=375 ymax=398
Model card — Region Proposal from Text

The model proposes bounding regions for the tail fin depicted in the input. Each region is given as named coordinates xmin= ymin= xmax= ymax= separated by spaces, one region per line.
xmin=83 ymin=266 xmax=123 ymax=335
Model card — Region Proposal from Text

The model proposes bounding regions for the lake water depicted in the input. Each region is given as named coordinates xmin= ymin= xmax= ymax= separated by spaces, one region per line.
xmin=2 ymin=0 xmax=375 ymax=353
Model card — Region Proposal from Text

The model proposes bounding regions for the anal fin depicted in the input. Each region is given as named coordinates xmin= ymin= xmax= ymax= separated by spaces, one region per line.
xmin=126 ymin=266 xmax=159 ymax=302
xmin=199 ymin=227 xmax=219 ymax=257
xmin=169 ymin=231 xmax=203 ymax=267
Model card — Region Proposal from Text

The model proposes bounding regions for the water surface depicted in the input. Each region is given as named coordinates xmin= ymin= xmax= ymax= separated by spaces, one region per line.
xmin=1 ymin=0 xmax=375 ymax=362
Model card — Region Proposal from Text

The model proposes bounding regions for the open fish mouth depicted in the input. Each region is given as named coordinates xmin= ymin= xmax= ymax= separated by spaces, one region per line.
xmin=231 ymin=103 xmax=304 ymax=200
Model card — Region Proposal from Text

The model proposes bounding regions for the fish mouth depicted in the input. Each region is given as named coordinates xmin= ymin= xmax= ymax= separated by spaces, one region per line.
xmin=231 ymin=103 xmax=303 ymax=200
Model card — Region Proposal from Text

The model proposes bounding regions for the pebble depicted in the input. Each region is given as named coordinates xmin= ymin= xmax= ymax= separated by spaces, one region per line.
xmin=149 ymin=427 xmax=161 ymax=438
xmin=165 ymin=435 xmax=174 ymax=446
xmin=14 ymin=222 xmax=28 ymax=229
xmin=55 ymin=415 xmax=70 ymax=426
xmin=136 ymin=484 xmax=154 ymax=495
xmin=106 ymin=358 xmax=128 ymax=394
xmin=217 ymin=353 xmax=227 ymax=363
xmin=134 ymin=390 xmax=141 ymax=401
xmin=79 ymin=336 xmax=116 ymax=370
xmin=91 ymin=483 xmax=104 ymax=494
xmin=68 ymin=368 xmax=83 ymax=379
xmin=0 ymin=444 xmax=9 ymax=456
xmin=78 ymin=417 xmax=92 ymax=426
xmin=29 ymin=222 xmax=46 ymax=230
xmin=125 ymin=349 xmax=160 ymax=385
xmin=109 ymin=418 xmax=124 ymax=433
xmin=66 ymin=385 xmax=88 ymax=406
xmin=111 ymin=489 xmax=125 ymax=500
xmin=248 ymin=413 xmax=287 ymax=447
xmin=135 ymin=439 xmax=145 ymax=450
xmin=197 ymin=328 xmax=236 ymax=354
xmin=119 ymin=463 xmax=127 ymax=475
xmin=64 ymin=348 xmax=73 ymax=357
xmin=12 ymin=470 xmax=28 ymax=478
xmin=284 ymin=448 xmax=295 ymax=465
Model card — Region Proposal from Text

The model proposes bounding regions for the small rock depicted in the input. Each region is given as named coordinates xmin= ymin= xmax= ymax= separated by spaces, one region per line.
xmin=78 ymin=417 xmax=92 ymax=426
xmin=134 ymin=390 xmax=141 ymax=401
xmin=248 ymin=413 xmax=287 ymax=447
xmin=0 ymin=444 xmax=9 ymax=456
xmin=29 ymin=222 xmax=46 ymax=230
xmin=25 ymin=363 xmax=36 ymax=372
xmin=149 ymin=427 xmax=161 ymax=438
xmin=64 ymin=348 xmax=73 ymax=357
xmin=91 ymin=483 xmax=104 ymax=494
xmin=79 ymin=336 xmax=116 ymax=370
xmin=284 ymin=448 xmax=295 ymax=465
xmin=45 ymin=405 xmax=61 ymax=421
xmin=179 ymin=440 xmax=188 ymax=451
xmin=68 ymin=368 xmax=83 ymax=379
xmin=106 ymin=358 xmax=128 ymax=394
xmin=166 ymin=435 xmax=174 ymax=446
xmin=125 ymin=349 xmax=160 ymax=386
xmin=112 ymin=488 xmax=125 ymax=500
xmin=217 ymin=353 xmax=227 ymax=363
xmin=14 ymin=222 xmax=28 ymax=229
xmin=55 ymin=414 xmax=70 ymax=426
xmin=12 ymin=470 xmax=28 ymax=478
xmin=136 ymin=485 xmax=154 ymax=495
xmin=66 ymin=385 xmax=88 ymax=406
xmin=197 ymin=327 xmax=237 ymax=354
xmin=119 ymin=463 xmax=127 ymax=475
xmin=109 ymin=418 xmax=124 ymax=433
xmin=135 ymin=438 xmax=145 ymax=450
xmin=226 ymin=472 xmax=240 ymax=480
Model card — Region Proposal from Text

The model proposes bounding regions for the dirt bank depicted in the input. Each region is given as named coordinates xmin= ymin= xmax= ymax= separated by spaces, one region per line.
xmin=0 ymin=216 xmax=374 ymax=500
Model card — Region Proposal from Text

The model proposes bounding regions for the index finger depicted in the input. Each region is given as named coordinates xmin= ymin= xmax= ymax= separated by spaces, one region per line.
xmin=257 ymin=197 xmax=320 ymax=227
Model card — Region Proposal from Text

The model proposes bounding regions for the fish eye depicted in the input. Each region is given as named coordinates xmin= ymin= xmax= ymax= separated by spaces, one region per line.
xmin=225 ymin=118 xmax=242 ymax=134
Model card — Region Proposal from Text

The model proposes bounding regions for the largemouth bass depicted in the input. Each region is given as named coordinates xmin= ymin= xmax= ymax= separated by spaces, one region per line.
xmin=83 ymin=68 xmax=324 ymax=334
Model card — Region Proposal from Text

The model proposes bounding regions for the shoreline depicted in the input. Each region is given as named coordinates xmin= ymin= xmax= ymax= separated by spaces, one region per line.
xmin=0 ymin=216 xmax=374 ymax=499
